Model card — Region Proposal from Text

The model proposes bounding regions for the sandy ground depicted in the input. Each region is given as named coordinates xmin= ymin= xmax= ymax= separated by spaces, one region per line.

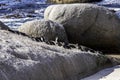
xmin=81 ymin=65 xmax=120 ymax=80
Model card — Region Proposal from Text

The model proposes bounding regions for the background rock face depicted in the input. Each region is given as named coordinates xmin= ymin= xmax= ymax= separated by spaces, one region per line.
xmin=0 ymin=21 xmax=10 ymax=30
xmin=0 ymin=30 xmax=112 ymax=80
xmin=44 ymin=4 xmax=120 ymax=52
xmin=18 ymin=20 xmax=68 ymax=43
xmin=47 ymin=0 xmax=101 ymax=4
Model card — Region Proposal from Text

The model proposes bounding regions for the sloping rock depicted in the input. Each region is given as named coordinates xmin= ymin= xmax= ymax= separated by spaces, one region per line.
xmin=106 ymin=54 xmax=120 ymax=65
xmin=44 ymin=4 xmax=120 ymax=53
xmin=0 ymin=30 xmax=113 ymax=80
xmin=0 ymin=21 xmax=10 ymax=30
xmin=47 ymin=0 xmax=101 ymax=4
xmin=18 ymin=20 xmax=68 ymax=43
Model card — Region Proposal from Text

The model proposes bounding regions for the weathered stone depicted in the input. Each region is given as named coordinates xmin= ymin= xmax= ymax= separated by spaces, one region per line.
xmin=0 ymin=29 xmax=113 ymax=80
xmin=44 ymin=4 xmax=120 ymax=52
xmin=18 ymin=20 xmax=68 ymax=43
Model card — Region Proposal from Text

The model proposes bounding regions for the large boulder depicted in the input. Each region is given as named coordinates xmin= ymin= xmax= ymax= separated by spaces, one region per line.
xmin=0 ymin=29 xmax=114 ymax=80
xmin=18 ymin=20 xmax=68 ymax=43
xmin=0 ymin=21 xmax=10 ymax=30
xmin=44 ymin=4 xmax=120 ymax=53
xmin=47 ymin=0 xmax=101 ymax=4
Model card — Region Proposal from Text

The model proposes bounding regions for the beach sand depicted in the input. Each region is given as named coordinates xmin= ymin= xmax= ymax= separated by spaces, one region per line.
xmin=82 ymin=65 xmax=120 ymax=80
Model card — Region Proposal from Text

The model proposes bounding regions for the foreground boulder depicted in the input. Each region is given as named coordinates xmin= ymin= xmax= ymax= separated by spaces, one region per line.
xmin=47 ymin=0 xmax=101 ymax=4
xmin=44 ymin=4 xmax=120 ymax=52
xmin=0 ymin=21 xmax=10 ymax=30
xmin=0 ymin=30 xmax=114 ymax=80
xmin=18 ymin=20 xmax=68 ymax=43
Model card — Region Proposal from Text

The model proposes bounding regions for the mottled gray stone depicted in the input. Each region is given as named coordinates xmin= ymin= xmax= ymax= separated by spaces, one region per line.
xmin=44 ymin=4 xmax=120 ymax=52
xmin=0 ymin=30 xmax=113 ymax=80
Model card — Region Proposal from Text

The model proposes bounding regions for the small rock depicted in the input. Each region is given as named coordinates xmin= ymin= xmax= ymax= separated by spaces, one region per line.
xmin=18 ymin=20 xmax=68 ymax=43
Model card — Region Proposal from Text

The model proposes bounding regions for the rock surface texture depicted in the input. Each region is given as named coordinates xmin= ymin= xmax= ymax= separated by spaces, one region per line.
xmin=18 ymin=20 xmax=68 ymax=43
xmin=0 ymin=21 xmax=10 ymax=30
xmin=44 ymin=4 xmax=120 ymax=52
xmin=0 ymin=29 xmax=113 ymax=80
xmin=47 ymin=0 xmax=101 ymax=4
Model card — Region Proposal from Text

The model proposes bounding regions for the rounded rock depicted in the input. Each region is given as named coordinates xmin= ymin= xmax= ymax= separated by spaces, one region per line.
xmin=44 ymin=4 xmax=120 ymax=52
xmin=18 ymin=20 xmax=68 ymax=43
